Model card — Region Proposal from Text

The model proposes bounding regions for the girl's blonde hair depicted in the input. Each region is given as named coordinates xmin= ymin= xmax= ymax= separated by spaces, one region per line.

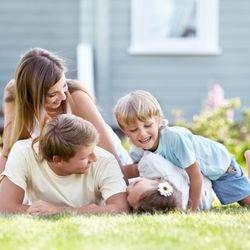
xmin=136 ymin=181 xmax=182 ymax=213
xmin=8 ymin=48 xmax=93 ymax=149
xmin=114 ymin=90 xmax=164 ymax=129
xmin=37 ymin=114 xmax=99 ymax=162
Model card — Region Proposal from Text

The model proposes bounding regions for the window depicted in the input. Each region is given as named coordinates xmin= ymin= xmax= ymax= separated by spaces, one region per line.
xmin=129 ymin=0 xmax=220 ymax=55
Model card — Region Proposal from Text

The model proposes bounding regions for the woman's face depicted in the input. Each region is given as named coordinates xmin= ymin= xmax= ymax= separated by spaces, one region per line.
xmin=126 ymin=177 xmax=159 ymax=209
xmin=45 ymin=74 xmax=68 ymax=110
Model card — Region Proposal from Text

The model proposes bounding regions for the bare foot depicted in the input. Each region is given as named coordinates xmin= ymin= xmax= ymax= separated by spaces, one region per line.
xmin=244 ymin=150 xmax=250 ymax=178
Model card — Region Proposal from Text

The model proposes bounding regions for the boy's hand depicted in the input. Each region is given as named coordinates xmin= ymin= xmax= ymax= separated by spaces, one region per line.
xmin=185 ymin=163 xmax=202 ymax=212
xmin=121 ymin=163 xmax=139 ymax=183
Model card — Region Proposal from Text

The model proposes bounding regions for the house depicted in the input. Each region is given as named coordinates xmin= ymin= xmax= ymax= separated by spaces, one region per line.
xmin=0 ymin=0 xmax=249 ymax=129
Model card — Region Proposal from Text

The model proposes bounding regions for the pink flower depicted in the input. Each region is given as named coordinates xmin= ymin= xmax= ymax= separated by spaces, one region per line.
xmin=227 ymin=110 xmax=234 ymax=122
xmin=206 ymin=84 xmax=225 ymax=109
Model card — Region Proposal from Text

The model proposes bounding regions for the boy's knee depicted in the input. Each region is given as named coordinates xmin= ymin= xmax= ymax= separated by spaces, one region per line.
xmin=238 ymin=196 xmax=250 ymax=206
xmin=244 ymin=150 xmax=250 ymax=159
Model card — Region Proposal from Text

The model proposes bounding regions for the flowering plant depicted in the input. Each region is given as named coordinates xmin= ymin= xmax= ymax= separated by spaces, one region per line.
xmin=157 ymin=182 xmax=173 ymax=197
xmin=172 ymin=84 xmax=250 ymax=166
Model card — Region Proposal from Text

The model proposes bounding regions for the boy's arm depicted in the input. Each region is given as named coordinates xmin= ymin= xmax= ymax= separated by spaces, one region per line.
xmin=121 ymin=163 xmax=139 ymax=182
xmin=0 ymin=177 xmax=29 ymax=214
xmin=27 ymin=192 xmax=130 ymax=215
xmin=185 ymin=163 xmax=202 ymax=212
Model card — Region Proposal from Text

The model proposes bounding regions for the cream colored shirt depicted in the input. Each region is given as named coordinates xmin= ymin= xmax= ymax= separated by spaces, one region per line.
xmin=0 ymin=139 xmax=126 ymax=207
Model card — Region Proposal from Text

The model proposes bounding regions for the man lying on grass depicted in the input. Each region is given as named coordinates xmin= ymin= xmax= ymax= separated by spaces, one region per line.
xmin=0 ymin=114 xmax=129 ymax=215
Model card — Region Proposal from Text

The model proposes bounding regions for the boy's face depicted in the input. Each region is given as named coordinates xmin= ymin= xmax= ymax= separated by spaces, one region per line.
xmin=122 ymin=117 xmax=161 ymax=151
xmin=54 ymin=143 xmax=97 ymax=176
xmin=126 ymin=177 xmax=159 ymax=209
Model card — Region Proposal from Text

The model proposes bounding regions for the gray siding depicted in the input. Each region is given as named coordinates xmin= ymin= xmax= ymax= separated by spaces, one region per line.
xmin=1 ymin=0 xmax=250 ymax=128
xmin=80 ymin=0 xmax=250 ymax=125
xmin=79 ymin=0 xmax=95 ymax=44
xmin=0 ymin=0 xmax=79 ymax=107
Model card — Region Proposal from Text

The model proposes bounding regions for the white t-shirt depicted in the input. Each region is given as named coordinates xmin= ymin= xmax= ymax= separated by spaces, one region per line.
xmin=0 ymin=139 xmax=127 ymax=207
xmin=138 ymin=151 xmax=214 ymax=211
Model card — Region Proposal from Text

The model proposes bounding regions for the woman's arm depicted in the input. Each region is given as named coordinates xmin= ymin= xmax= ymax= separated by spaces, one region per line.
xmin=0 ymin=96 xmax=15 ymax=173
xmin=71 ymin=90 xmax=123 ymax=165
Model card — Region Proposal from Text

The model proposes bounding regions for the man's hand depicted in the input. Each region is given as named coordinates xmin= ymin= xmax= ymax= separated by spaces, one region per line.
xmin=27 ymin=200 xmax=62 ymax=215
xmin=27 ymin=201 xmax=104 ymax=216
xmin=27 ymin=192 xmax=129 ymax=216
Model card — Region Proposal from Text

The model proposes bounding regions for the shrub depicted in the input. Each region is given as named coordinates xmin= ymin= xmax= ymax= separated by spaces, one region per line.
xmin=172 ymin=85 xmax=250 ymax=166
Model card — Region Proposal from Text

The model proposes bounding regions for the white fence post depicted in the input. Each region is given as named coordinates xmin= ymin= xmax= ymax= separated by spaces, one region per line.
xmin=77 ymin=43 xmax=95 ymax=96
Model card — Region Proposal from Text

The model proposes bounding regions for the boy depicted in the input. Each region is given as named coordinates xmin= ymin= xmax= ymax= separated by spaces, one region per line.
xmin=0 ymin=114 xmax=129 ymax=215
xmin=114 ymin=90 xmax=250 ymax=212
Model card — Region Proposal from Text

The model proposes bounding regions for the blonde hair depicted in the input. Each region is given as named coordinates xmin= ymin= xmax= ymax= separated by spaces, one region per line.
xmin=114 ymin=90 xmax=164 ymax=129
xmin=136 ymin=181 xmax=182 ymax=213
xmin=37 ymin=114 xmax=99 ymax=162
xmin=8 ymin=48 xmax=93 ymax=150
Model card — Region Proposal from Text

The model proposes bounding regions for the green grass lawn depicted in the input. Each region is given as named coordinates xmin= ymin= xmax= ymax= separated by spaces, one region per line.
xmin=1 ymin=142 xmax=250 ymax=250
xmin=0 ymin=205 xmax=250 ymax=250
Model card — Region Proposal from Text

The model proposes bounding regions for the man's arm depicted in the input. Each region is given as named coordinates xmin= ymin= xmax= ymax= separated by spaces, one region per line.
xmin=185 ymin=163 xmax=202 ymax=212
xmin=76 ymin=192 xmax=130 ymax=214
xmin=0 ymin=177 xmax=28 ymax=214
xmin=27 ymin=192 xmax=130 ymax=215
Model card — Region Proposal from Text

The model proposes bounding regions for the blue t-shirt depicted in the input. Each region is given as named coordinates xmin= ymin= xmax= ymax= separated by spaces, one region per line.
xmin=130 ymin=126 xmax=232 ymax=180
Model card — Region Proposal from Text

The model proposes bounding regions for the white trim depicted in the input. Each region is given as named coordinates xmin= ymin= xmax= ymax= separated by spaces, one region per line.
xmin=129 ymin=0 xmax=221 ymax=55
xmin=77 ymin=43 xmax=95 ymax=96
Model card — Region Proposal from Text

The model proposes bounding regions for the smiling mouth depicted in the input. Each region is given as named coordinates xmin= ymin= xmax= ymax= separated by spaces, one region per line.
xmin=53 ymin=101 xmax=61 ymax=106
xmin=139 ymin=137 xmax=151 ymax=144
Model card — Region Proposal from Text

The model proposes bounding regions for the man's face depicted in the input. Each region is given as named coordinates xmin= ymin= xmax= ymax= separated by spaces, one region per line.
xmin=59 ymin=144 xmax=97 ymax=175
xmin=126 ymin=177 xmax=159 ymax=209
xmin=122 ymin=117 xmax=160 ymax=151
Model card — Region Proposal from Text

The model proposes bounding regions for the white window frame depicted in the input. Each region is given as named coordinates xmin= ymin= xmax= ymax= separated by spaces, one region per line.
xmin=129 ymin=0 xmax=221 ymax=55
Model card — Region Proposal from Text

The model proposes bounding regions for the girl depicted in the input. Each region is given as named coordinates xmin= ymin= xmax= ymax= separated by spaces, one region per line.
xmin=126 ymin=152 xmax=214 ymax=212
xmin=0 ymin=48 xmax=131 ymax=172
xmin=127 ymin=177 xmax=183 ymax=213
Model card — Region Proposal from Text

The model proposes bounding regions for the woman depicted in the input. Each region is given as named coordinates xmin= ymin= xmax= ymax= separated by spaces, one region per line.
xmin=0 ymin=48 xmax=131 ymax=172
